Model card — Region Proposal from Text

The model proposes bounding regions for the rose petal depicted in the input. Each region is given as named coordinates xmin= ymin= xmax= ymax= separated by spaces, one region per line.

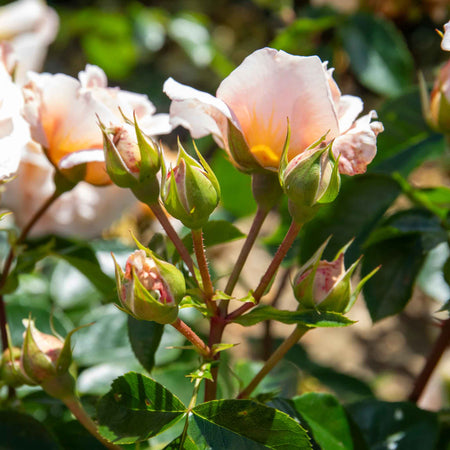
xmin=313 ymin=254 xmax=346 ymax=303
xmin=217 ymin=48 xmax=339 ymax=166
xmin=58 ymin=148 xmax=105 ymax=170
xmin=164 ymin=77 xmax=233 ymax=145
xmin=336 ymin=95 xmax=363 ymax=133
xmin=442 ymin=21 xmax=450 ymax=51
xmin=333 ymin=111 xmax=383 ymax=176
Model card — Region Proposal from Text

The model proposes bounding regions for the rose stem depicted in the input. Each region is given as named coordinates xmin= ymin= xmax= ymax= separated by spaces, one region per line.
xmin=238 ymin=326 xmax=308 ymax=399
xmin=149 ymin=202 xmax=198 ymax=282
xmin=62 ymin=396 xmax=122 ymax=450
xmin=408 ymin=317 xmax=450 ymax=403
xmin=224 ymin=206 xmax=269 ymax=298
xmin=262 ymin=267 xmax=292 ymax=360
xmin=227 ymin=220 xmax=302 ymax=321
xmin=191 ymin=228 xmax=216 ymax=313
xmin=0 ymin=190 xmax=62 ymax=351
xmin=171 ymin=318 xmax=210 ymax=358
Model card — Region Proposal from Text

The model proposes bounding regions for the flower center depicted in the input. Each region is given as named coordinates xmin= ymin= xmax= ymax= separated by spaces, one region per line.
xmin=250 ymin=144 xmax=279 ymax=168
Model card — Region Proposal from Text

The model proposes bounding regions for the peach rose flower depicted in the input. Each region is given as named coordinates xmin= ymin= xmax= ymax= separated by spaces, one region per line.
xmin=0 ymin=0 xmax=59 ymax=83
xmin=164 ymin=48 xmax=383 ymax=176
xmin=22 ymin=64 xmax=171 ymax=186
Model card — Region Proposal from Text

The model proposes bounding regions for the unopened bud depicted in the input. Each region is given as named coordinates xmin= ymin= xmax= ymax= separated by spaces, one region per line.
xmin=162 ymin=141 xmax=220 ymax=229
xmin=114 ymin=246 xmax=185 ymax=324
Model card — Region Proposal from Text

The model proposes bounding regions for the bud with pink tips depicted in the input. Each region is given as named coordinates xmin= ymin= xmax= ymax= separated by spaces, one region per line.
xmin=113 ymin=242 xmax=186 ymax=324
xmin=293 ymin=239 xmax=378 ymax=314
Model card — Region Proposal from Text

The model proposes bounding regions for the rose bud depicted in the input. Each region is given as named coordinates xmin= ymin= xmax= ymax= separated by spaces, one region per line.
xmin=279 ymin=134 xmax=340 ymax=224
xmin=0 ymin=346 xmax=31 ymax=388
xmin=162 ymin=141 xmax=220 ymax=230
xmin=20 ymin=319 xmax=79 ymax=399
xmin=100 ymin=116 xmax=161 ymax=204
xmin=113 ymin=247 xmax=186 ymax=324
xmin=427 ymin=60 xmax=450 ymax=135
xmin=293 ymin=239 xmax=378 ymax=314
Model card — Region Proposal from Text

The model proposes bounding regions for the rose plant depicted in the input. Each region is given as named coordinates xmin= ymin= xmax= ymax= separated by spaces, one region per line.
xmin=0 ymin=2 xmax=449 ymax=450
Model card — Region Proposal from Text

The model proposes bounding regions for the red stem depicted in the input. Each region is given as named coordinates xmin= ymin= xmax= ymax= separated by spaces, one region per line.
xmin=150 ymin=202 xmax=197 ymax=281
xmin=171 ymin=318 xmax=210 ymax=358
xmin=408 ymin=318 xmax=450 ymax=403
xmin=192 ymin=229 xmax=216 ymax=313
xmin=227 ymin=220 xmax=301 ymax=321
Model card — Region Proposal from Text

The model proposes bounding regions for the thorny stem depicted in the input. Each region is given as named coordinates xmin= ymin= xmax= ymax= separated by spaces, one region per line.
xmin=262 ymin=268 xmax=292 ymax=360
xmin=192 ymin=229 xmax=216 ymax=313
xmin=171 ymin=318 xmax=210 ymax=358
xmin=238 ymin=326 xmax=308 ymax=399
xmin=227 ymin=220 xmax=302 ymax=321
xmin=408 ymin=317 xmax=450 ymax=403
xmin=204 ymin=315 xmax=227 ymax=402
xmin=150 ymin=202 xmax=197 ymax=282
xmin=63 ymin=396 xmax=122 ymax=450
xmin=0 ymin=190 xmax=62 ymax=352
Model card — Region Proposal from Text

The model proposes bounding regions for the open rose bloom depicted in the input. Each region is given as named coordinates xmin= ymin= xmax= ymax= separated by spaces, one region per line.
xmin=0 ymin=43 xmax=30 ymax=182
xmin=22 ymin=64 xmax=171 ymax=186
xmin=0 ymin=0 xmax=58 ymax=83
xmin=164 ymin=48 xmax=383 ymax=176
xmin=2 ymin=64 xmax=170 ymax=235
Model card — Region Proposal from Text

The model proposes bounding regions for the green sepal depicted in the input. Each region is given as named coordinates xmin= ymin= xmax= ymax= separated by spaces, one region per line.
xmin=129 ymin=233 xmax=186 ymax=305
xmin=316 ymin=148 xmax=341 ymax=205
xmin=56 ymin=322 xmax=93 ymax=376
xmin=133 ymin=113 xmax=161 ymax=182
xmin=131 ymin=269 xmax=179 ymax=324
xmin=163 ymin=141 xmax=220 ymax=229
xmin=344 ymin=264 xmax=380 ymax=313
xmin=317 ymin=257 xmax=360 ymax=313
xmin=278 ymin=121 xmax=292 ymax=187
xmin=226 ymin=119 xmax=261 ymax=173
xmin=22 ymin=319 xmax=58 ymax=383
xmin=99 ymin=119 xmax=138 ymax=188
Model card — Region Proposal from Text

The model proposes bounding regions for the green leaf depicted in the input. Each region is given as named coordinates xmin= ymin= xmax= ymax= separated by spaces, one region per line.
xmin=181 ymin=220 xmax=245 ymax=251
xmin=271 ymin=15 xmax=339 ymax=55
xmin=14 ymin=236 xmax=114 ymax=298
xmin=283 ymin=344 xmax=373 ymax=402
xmin=163 ymin=435 xmax=199 ymax=449
xmin=369 ymin=90 xmax=444 ymax=176
xmin=211 ymin=151 xmax=257 ymax=218
xmin=191 ymin=399 xmax=311 ymax=449
xmin=0 ymin=410 xmax=60 ymax=450
xmin=361 ymin=234 xmax=428 ymax=321
xmin=291 ymin=393 xmax=353 ymax=450
xmin=299 ymin=174 xmax=401 ymax=265
xmin=363 ymin=209 xmax=447 ymax=250
xmin=97 ymin=372 xmax=186 ymax=444
xmin=340 ymin=13 xmax=414 ymax=96
xmin=347 ymin=400 xmax=439 ymax=450
xmin=233 ymin=305 xmax=354 ymax=328
xmin=127 ymin=316 xmax=164 ymax=373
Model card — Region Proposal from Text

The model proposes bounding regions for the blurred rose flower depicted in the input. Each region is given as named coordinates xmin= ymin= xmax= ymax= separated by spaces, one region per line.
xmin=22 ymin=64 xmax=171 ymax=186
xmin=164 ymin=48 xmax=383 ymax=176
xmin=0 ymin=43 xmax=30 ymax=182
xmin=2 ymin=142 xmax=135 ymax=237
xmin=442 ymin=21 xmax=450 ymax=51
xmin=0 ymin=0 xmax=58 ymax=83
